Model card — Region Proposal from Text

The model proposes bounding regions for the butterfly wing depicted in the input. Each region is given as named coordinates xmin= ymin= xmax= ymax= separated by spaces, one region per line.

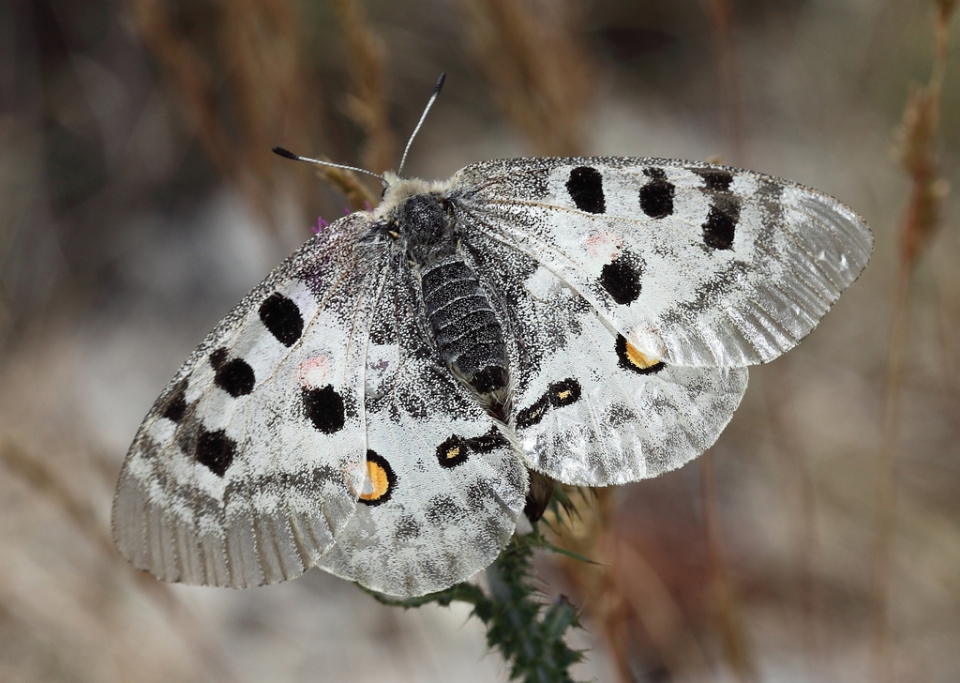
xmin=317 ymin=252 xmax=528 ymax=597
xmin=458 ymin=228 xmax=748 ymax=487
xmin=452 ymin=157 xmax=872 ymax=367
xmin=113 ymin=213 xmax=384 ymax=588
xmin=115 ymin=153 xmax=871 ymax=591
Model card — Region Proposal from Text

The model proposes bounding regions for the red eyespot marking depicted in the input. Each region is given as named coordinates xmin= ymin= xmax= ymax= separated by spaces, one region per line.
xmin=298 ymin=356 xmax=331 ymax=389
xmin=584 ymin=229 xmax=622 ymax=261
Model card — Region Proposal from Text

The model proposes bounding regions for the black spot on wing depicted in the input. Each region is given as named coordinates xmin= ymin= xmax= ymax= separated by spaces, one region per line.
xmin=209 ymin=348 xmax=228 ymax=369
xmin=702 ymin=194 xmax=740 ymax=250
xmin=600 ymin=256 xmax=642 ymax=305
xmin=436 ymin=429 xmax=509 ymax=469
xmin=195 ymin=427 xmax=236 ymax=477
xmin=303 ymin=385 xmax=346 ymax=434
xmin=516 ymin=378 xmax=582 ymax=430
xmin=437 ymin=435 xmax=470 ymax=469
xmin=426 ymin=494 xmax=465 ymax=525
xmin=566 ymin=166 xmax=606 ymax=214
xmin=548 ymin=378 xmax=581 ymax=406
xmin=639 ymin=167 xmax=675 ymax=219
xmin=694 ymin=168 xmax=734 ymax=192
xmin=159 ymin=381 xmax=188 ymax=423
xmin=607 ymin=403 xmax=638 ymax=427
xmin=465 ymin=480 xmax=493 ymax=513
xmin=466 ymin=429 xmax=509 ymax=453
xmin=259 ymin=293 xmax=304 ymax=347
xmin=394 ymin=514 xmax=421 ymax=541
xmin=516 ymin=395 xmax=550 ymax=429
xmin=213 ymin=355 xmax=256 ymax=397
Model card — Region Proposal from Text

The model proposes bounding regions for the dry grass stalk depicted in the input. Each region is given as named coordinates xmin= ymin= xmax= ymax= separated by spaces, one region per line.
xmin=548 ymin=490 xmax=711 ymax=682
xmin=609 ymin=541 xmax=712 ymax=682
xmin=701 ymin=3 xmax=755 ymax=675
xmin=316 ymin=164 xmax=379 ymax=212
xmin=460 ymin=0 xmax=595 ymax=156
xmin=125 ymin=0 xmax=320 ymax=235
xmin=759 ymin=362 xmax=825 ymax=675
xmin=544 ymin=490 xmax=630 ymax=677
xmin=871 ymin=3 xmax=956 ymax=681
xmin=218 ymin=0 xmax=315 ymax=215
xmin=126 ymin=0 xmax=235 ymax=177
xmin=702 ymin=0 xmax=747 ymax=163
xmin=330 ymin=0 xmax=396 ymax=176
xmin=128 ymin=0 xmax=392 ymax=225
xmin=701 ymin=451 xmax=758 ymax=683
xmin=0 ymin=439 xmax=238 ymax=682
xmin=698 ymin=4 xmax=755 ymax=673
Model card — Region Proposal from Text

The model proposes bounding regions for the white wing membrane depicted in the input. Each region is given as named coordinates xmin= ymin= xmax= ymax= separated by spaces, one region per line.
xmin=114 ymin=153 xmax=871 ymax=598
xmin=318 ymin=259 xmax=527 ymax=596
xmin=458 ymin=227 xmax=748 ymax=486
xmin=453 ymin=157 xmax=872 ymax=367
xmin=113 ymin=214 xmax=385 ymax=587
xmin=511 ymin=302 xmax=748 ymax=486
xmin=318 ymin=413 xmax=527 ymax=596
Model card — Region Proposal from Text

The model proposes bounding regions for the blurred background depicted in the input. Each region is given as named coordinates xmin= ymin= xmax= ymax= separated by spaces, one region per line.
xmin=1 ymin=0 xmax=958 ymax=681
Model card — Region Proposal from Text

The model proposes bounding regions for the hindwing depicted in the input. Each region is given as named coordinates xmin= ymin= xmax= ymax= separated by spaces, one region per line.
xmin=318 ymin=252 xmax=528 ymax=596
xmin=459 ymin=226 xmax=749 ymax=486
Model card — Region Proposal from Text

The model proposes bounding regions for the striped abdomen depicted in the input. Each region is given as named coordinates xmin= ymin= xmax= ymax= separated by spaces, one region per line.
xmin=419 ymin=256 xmax=509 ymax=398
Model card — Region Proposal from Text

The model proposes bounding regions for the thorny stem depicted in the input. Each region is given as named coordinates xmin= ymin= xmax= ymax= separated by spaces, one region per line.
xmin=363 ymin=532 xmax=585 ymax=683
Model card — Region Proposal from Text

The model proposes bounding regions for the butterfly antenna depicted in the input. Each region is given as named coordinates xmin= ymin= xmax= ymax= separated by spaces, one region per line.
xmin=396 ymin=72 xmax=446 ymax=178
xmin=271 ymin=147 xmax=385 ymax=183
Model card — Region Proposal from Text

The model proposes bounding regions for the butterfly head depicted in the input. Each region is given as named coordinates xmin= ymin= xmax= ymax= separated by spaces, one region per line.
xmin=374 ymin=176 xmax=459 ymax=263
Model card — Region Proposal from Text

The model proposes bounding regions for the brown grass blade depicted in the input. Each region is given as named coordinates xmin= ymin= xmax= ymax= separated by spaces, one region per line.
xmin=330 ymin=0 xmax=396 ymax=177
xmin=871 ymin=3 xmax=956 ymax=681
xmin=459 ymin=0 xmax=595 ymax=156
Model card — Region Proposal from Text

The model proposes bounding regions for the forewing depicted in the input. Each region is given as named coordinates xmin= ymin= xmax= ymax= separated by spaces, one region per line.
xmin=317 ymin=253 xmax=528 ymax=597
xmin=460 ymin=228 xmax=748 ymax=486
xmin=113 ymin=213 xmax=384 ymax=588
xmin=452 ymin=157 xmax=872 ymax=367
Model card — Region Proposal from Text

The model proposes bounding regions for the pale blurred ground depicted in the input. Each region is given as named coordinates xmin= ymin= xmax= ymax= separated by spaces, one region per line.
xmin=1 ymin=1 xmax=959 ymax=682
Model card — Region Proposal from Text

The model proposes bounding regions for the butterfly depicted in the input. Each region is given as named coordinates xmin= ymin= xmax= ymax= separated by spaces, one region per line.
xmin=112 ymin=77 xmax=872 ymax=598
